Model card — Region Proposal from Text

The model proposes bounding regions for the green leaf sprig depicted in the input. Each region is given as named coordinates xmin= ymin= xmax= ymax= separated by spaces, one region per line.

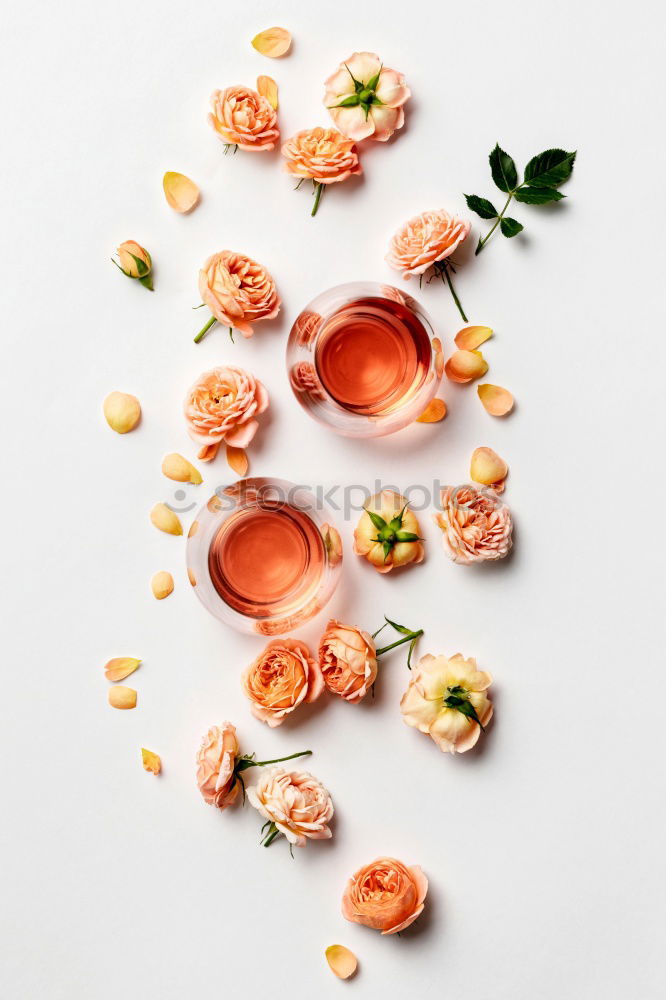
xmin=372 ymin=616 xmax=424 ymax=670
xmin=466 ymin=145 xmax=576 ymax=255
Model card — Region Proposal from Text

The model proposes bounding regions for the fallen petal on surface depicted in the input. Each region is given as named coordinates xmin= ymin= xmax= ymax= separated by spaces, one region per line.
xmin=455 ymin=325 xmax=493 ymax=350
xmin=444 ymin=350 xmax=488 ymax=383
xmin=161 ymin=453 xmax=202 ymax=484
xmin=104 ymin=657 xmax=141 ymax=682
xmin=257 ymin=75 xmax=279 ymax=109
xmin=162 ymin=172 xmax=200 ymax=213
xmin=251 ymin=26 xmax=291 ymax=57
xmin=141 ymin=748 xmax=161 ymax=774
xmin=150 ymin=503 xmax=183 ymax=536
xmin=325 ymin=945 xmax=358 ymax=980
xmin=226 ymin=445 xmax=249 ymax=477
xmin=151 ymin=571 xmax=174 ymax=600
xmin=470 ymin=446 xmax=508 ymax=489
xmin=478 ymin=383 xmax=514 ymax=416
xmin=417 ymin=398 xmax=447 ymax=422
xmin=108 ymin=686 xmax=137 ymax=710
xmin=103 ymin=391 xmax=141 ymax=433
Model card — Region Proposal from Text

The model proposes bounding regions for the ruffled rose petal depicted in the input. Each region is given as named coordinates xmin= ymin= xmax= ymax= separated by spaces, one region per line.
xmin=162 ymin=172 xmax=200 ymax=214
xmin=444 ymin=350 xmax=488 ymax=383
xmin=257 ymin=75 xmax=278 ymax=109
xmin=226 ymin=445 xmax=249 ymax=477
xmin=251 ymin=27 xmax=291 ymax=57
xmin=478 ymin=384 xmax=514 ymax=416
xmin=417 ymin=398 xmax=447 ymax=423
xmin=470 ymin=447 xmax=508 ymax=489
xmin=325 ymin=945 xmax=357 ymax=980
xmin=455 ymin=325 xmax=493 ymax=350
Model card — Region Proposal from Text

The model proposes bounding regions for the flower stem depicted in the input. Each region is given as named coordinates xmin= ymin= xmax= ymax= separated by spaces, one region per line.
xmin=194 ymin=315 xmax=217 ymax=343
xmin=376 ymin=630 xmax=423 ymax=657
xmin=476 ymin=192 xmax=514 ymax=255
xmin=311 ymin=182 xmax=324 ymax=217
xmin=254 ymin=749 xmax=312 ymax=768
xmin=443 ymin=266 xmax=468 ymax=323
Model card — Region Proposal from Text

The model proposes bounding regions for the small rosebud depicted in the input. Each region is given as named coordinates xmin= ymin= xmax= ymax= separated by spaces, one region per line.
xmin=103 ymin=391 xmax=141 ymax=434
xmin=114 ymin=240 xmax=153 ymax=290
xmin=150 ymin=503 xmax=183 ymax=536
xmin=161 ymin=453 xmax=203 ymax=484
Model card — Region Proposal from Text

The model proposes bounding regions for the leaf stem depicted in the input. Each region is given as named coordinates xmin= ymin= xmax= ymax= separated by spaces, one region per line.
xmin=476 ymin=192 xmax=514 ymax=254
xmin=376 ymin=630 xmax=423 ymax=657
xmin=311 ymin=182 xmax=324 ymax=217
xmin=194 ymin=315 xmax=217 ymax=343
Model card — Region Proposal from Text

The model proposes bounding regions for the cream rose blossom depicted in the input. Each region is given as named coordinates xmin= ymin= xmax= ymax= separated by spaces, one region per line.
xmin=282 ymin=127 xmax=361 ymax=215
xmin=247 ymin=767 xmax=334 ymax=847
xmin=324 ymin=52 xmax=410 ymax=142
xmin=400 ymin=653 xmax=493 ymax=753
xmin=318 ymin=621 xmax=378 ymax=703
xmin=208 ymin=85 xmax=279 ymax=152
xmin=196 ymin=722 xmax=240 ymax=809
xmin=342 ymin=857 xmax=428 ymax=934
xmin=434 ymin=485 xmax=513 ymax=564
xmin=195 ymin=250 xmax=280 ymax=342
xmin=242 ymin=639 xmax=324 ymax=727
xmin=183 ymin=365 xmax=269 ymax=460
xmin=354 ymin=490 xmax=424 ymax=574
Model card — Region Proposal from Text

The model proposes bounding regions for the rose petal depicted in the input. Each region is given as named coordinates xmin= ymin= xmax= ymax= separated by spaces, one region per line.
xmin=108 ymin=686 xmax=137 ymax=710
xmin=162 ymin=172 xmax=200 ymax=214
xmin=104 ymin=657 xmax=141 ymax=682
xmin=103 ymin=391 xmax=141 ymax=434
xmin=151 ymin=571 xmax=174 ymax=600
xmin=198 ymin=442 xmax=220 ymax=463
xmin=141 ymin=749 xmax=161 ymax=775
xmin=257 ymin=75 xmax=278 ymax=109
xmin=325 ymin=945 xmax=358 ymax=980
xmin=470 ymin=446 xmax=508 ymax=488
xmin=251 ymin=27 xmax=291 ymax=57
xmin=226 ymin=445 xmax=249 ymax=477
xmin=150 ymin=503 xmax=183 ymax=536
xmin=478 ymin=384 xmax=514 ymax=416
xmin=417 ymin=398 xmax=447 ymax=423
xmin=444 ymin=350 xmax=488 ymax=383
xmin=455 ymin=325 xmax=493 ymax=350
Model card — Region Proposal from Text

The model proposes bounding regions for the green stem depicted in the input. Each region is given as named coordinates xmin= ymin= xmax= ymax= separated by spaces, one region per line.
xmin=443 ymin=267 xmax=468 ymax=323
xmin=194 ymin=315 xmax=217 ymax=343
xmin=476 ymin=192 xmax=514 ymax=255
xmin=311 ymin=182 xmax=324 ymax=217
xmin=376 ymin=630 xmax=423 ymax=657
xmin=254 ymin=750 xmax=312 ymax=768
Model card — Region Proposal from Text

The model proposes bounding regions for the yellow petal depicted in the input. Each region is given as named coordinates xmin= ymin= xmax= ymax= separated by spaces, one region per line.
xmin=161 ymin=453 xmax=202 ymax=484
xmin=151 ymin=571 xmax=174 ymax=600
xmin=150 ymin=503 xmax=183 ymax=536
xmin=104 ymin=657 xmax=141 ymax=682
xmin=187 ymin=568 xmax=197 ymax=587
xmin=470 ymin=446 xmax=508 ymax=489
xmin=103 ymin=391 xmax=141 ymax=433
xmin=417 ymin=398 xmax=447 ymax=423
xmin=325 ymin=945 xmax=357 ymax=980
xmin=257 ymin=75 xmax=278 ymax=109
xmin=226 ymin=445 xmax=249 ymax=477
xmin=108 ymin=686 xmax=137 ymax=710
xmin=444 ymin=350 xmax=488 ymax=384
xmin=162 ymin=172 xmax=200 ymax=214
xmin=141 ymin=748 xmax=161 ymax=774
xmin=455 ymin=325 xmax=493 ymax=351
xmin=478 ymin=384 xmax=514 ymax=417
xmin=251 ymin=26 xmax=291 ymax=57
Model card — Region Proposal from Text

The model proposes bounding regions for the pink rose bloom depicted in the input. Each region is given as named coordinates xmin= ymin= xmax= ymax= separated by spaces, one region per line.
xmin=242 ymin=639 xmax=324 ymax=728
xmin=246 ymin=768 xmax=334 ymax=847
xmin=386 ymin=209 xmax=471 ymax=278
xmin=318 ymin=620 xmax=378 ymax=703
xmin=184 ymin=365 xmax=269 ymax=457
xmin=196 ymin=722 xmax=240 ymax=809
xmin=324 ymin=52 xmax=410 ymax=142
xmin=282 ymin=127 xmax=361 ymax=184
xmin=198 ymin=250 xmax=280 ymax=339
xmin=434 ymin=485 xmax=513 ymax=564
xmin=342 ymin=857 xmax=428 ymax=935
xmin=208 ymin=86 xmax=279 ymax=152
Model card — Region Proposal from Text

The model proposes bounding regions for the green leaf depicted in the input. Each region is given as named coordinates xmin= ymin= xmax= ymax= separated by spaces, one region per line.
xmin=524 ymin=149 xmax=576 ymax=188
xmin=332 ymin=94 xmax=361 ymax=108
xmin=384 ymin=616 xmax=412 ymax=636
xmin=500 ymin=216 xmax=524 ymax=238
xmin=464 ymin=193 xmax=498 ymax=220
xmin=364 ymin=508 xmax=388 ymax=532
xmin=489 ymin=144 xmax=518 ymax=192
xmin=514 ymin=186 xmax=564 ymax=205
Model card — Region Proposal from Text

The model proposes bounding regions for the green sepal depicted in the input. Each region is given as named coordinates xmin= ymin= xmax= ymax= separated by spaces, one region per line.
xmin=332 ymin=93 xmax=361 ymax=108
xmin=382 ymin=540 xmax=392 ymax=562
xmin=365 ymin=65 xmax=382 ymax=91
xmin=365 ymin=508 xmax=388 ymax=532
xmin=394 ymin=530 xmax=421 ymax=543
xmin=443 ymin=686 xmax=485 ymax=730
xmin=138 ymin=273 xmax=154 ymax=291
xmin=128 ymin=251 xmax=149 ymax=277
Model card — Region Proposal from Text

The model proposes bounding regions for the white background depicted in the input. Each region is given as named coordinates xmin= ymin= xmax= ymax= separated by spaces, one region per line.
xmin=1 ymin=1 xmax=664 ymax=997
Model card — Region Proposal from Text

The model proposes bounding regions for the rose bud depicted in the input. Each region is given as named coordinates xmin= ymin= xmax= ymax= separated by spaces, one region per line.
xmin=113 ymin=240 xmax=153 ymax=290
xmin=353 ymin=490 xmax=424 ymax=574
xmin=342 ymin=857 xmax=428 ymax=934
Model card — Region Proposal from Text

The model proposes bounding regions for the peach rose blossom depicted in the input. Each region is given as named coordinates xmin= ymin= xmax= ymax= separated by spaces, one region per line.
xmin=196 ymin=722 xmax=240 ymax=809
xmin=184 ymin=366 xmax=269 ymax=458
xmin=434 ymin=485 xmax=513 ymax=564
xmin=386 ymin=209 xmax=471 ymax=278
xmin=354 ymin=490 xmax=424 ymax=574
xmin=208 ymin=86 xmax=279 ymax=152
xmin=401 ymin=653 xmax=493 ymax=753
xmin=318 ymin=620 xmax=377 ymax=703
xmin=282 ymin=127 xmax=361 ymax=184
xmin=197 ymin=250 xmax=280 ymax=340
xmin=246 ymin=767 xmax=334 ymax=847
xmin=242 ymin=639 xmax=324 ymax=728
xmin=324 ymin=52 xmax=410 ymax=142
xmin=342 ymin=857 xmax=428 ymax=935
